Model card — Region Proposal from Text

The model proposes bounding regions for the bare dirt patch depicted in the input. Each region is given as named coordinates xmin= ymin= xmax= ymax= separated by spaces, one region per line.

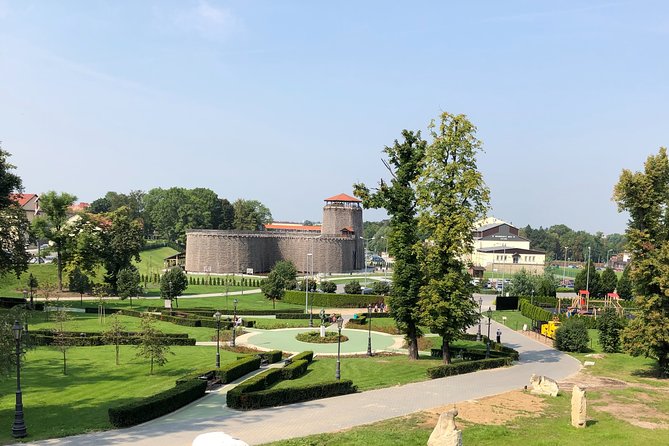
xmin=593 ymin=395 xmax=669 ymax=429
xmin=559 ymin=372 xmax=628 ymax=392
xmin=425 ymin=390 xmax=546 ymax=426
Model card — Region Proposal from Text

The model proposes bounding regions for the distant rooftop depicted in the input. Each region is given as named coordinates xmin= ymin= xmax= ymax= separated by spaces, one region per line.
xmin=324 ymin=193 xmax=361 ymax=203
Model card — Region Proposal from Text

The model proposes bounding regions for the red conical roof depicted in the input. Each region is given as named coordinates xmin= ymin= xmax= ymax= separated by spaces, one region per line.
xmin=324 ymin=193 xmax=361 ymax=203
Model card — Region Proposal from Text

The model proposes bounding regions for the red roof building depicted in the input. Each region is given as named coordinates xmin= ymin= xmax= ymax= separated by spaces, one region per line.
xmin=9 ymin=193 xmax=39 ymax=222
xmin=324 ymin=193 xmax=362 ymax=203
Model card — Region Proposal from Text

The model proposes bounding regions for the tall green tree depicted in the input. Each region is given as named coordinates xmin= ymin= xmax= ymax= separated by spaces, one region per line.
xmin=617 ymin=265 xmax=633 ymax=300
xmin=261 ymin=269 xmax=286 ymax=309
xmin=536 ymin=270 xmax=557 ymax=297
xmin=233 ymin=199 xmax=273 ymax=230
xmin=68 ymin=267 xmax=91 ymax=306
xmin=507 ymin=269 xmax=536 ymax=297
xmin=52 ymin=308 xmax=73 ymax=375
xmin=600 ymin=267 xmax=618 ymax=295
xmin=415 ymin=112 xmax=489 ymax=364
xmin=598 ymin=307 xmax=624 ymax=353
xmin=102 ymin=314 xmax=126 ymax=365
xmin=271 ymin=260 xmax=297 ymax=285
xmin=354 ymin=130 xmax=427 ymax=360
xmin=614 ymin=147 xmax=669 ymax=377
xmin=573 ymin=261 xmax=602 ymax=297
xmin=160 ymin=267 xmax=188 ymax=308
xmin=0 ymin=147 xmax=30 ymax=278
xmin=32 ymin=191 xmax=77 ymax=290
xmin=117 ymin=266 xmax=142 ymax=307
xmin=99 ymin=207 xmax=145 ymax=293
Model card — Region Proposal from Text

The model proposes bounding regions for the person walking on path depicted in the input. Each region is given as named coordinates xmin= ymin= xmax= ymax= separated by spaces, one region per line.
xmin=496 ymin=328 xmax=502 ymax=343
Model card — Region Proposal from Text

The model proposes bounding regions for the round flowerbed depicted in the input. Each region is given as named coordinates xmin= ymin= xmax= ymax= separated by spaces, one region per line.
xmin=296 ymin=331 xmax=348 ymax=344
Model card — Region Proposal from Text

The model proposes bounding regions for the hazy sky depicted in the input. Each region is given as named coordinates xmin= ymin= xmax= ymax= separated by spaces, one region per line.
xmin=2 ymin=1 xmax=667 ymax=235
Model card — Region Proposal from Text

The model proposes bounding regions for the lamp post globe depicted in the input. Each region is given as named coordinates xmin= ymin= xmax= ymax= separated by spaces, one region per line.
xmin=12 ymin=320 xmax=27 ymax=438
xmin=335 ymin=316 xmax=344 ymax=380
xmin=213 ymin=311 xmax=222 ymax=368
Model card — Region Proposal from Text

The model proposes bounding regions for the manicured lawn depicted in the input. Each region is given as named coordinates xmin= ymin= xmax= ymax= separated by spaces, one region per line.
xmin=26 ymin=312 xmax=221 ymax=342
xmin=0 ymin=345 xmax=230 ymax=444
xmin=0 ymin=263 xmax=60 ymax=297
xmin=491 ymin=310 xmax=533 ymax=331
xmin=249 ymin=318 xmax=313 ymax=329
xmin=273 ymin=355 xmax=445 ymax=391
xmin=133 ymin=246 xmax=179 ymax=276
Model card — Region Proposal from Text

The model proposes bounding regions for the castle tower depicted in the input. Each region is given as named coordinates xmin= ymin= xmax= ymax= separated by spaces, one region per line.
xmin=321 ymin=193 xmax=364 ymax=269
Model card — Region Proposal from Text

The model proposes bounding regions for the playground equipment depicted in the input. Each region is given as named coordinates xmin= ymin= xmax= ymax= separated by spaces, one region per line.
xmin=603 ymin=292 xmax=624 ymax=316
xmin=567 ymin=290 xmax=590 ymax=316
xmin=541 ymin=318 xmax=561 ymax=339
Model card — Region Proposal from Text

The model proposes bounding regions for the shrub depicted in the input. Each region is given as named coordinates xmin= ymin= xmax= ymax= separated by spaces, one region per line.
xmin=518 ymin=299 xmax=553 ymax=322
xmin=426 ymin=357 xmax=512 ymax=379
xmin=344 ymin=280 xmax=362 ymax=295
xmin=259 ymin=350 xmax=283 ymax=364
xmin=228 ymin=378 xmax=356 ymax=410
xmin=219 ymin=356 xmax=262 ymax=383
xmin=371 ymin=280 xmax=391 ymax=295
xmin=554 ymin=317 xmax=589 ymax=352
xmin=291 ymin=351 xmax=314 ymax=363
xmin=295 ymin=331 xmax=348 ymax=343
xmin=320 ymin=281 xmax=337 ymax=293
xmin=280 ymin=359 xmax=309 ymax=380
xmin=108 ymin=379 xmax=206 ymax=427
xmin=598 ymin=307 xmax=625 ymax=353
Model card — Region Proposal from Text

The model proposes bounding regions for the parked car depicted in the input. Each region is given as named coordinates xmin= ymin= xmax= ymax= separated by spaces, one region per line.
xmin=361 ymin=287 xmax=374 ymax=295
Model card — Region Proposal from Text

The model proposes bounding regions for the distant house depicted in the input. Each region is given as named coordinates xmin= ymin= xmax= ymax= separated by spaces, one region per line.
xmin=9 ymin=193 xmax=39 ymax=222
xmin=69 ymin=202 xmax=90 ymax=214
xmin=468 ymin=217 xmax=546 ymax=275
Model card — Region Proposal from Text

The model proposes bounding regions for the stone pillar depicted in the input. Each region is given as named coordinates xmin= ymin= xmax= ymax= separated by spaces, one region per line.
xmin=428 ymin=409 xmax=462 ymax=446
xmin=571 ymin=385 xmax=587 ymax=428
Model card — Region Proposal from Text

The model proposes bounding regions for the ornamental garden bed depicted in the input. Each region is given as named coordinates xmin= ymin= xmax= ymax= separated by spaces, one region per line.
xmin=295 ymin=331 xmax=349 ymax=343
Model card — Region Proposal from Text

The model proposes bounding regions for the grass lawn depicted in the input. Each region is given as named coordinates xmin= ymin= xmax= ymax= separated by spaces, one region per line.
xmin=491 ymin=310 xmax=533 ymax=331
xmin=133 ymin=246 xmax=179 ymax=276
xmin=249 ymin=318 xmax=313 ymax=329
xmin=273 ymin=355 xmax=446 ymax=392
xmin=0 ymin=263 xmax=60 ymax=297
xmin=79 ymin=292 xmax=304 ymax=312
xmin=0 ymin=345 xmax=231 ymax=444
xmin=25 ymin=312 xmax=222 ymax=342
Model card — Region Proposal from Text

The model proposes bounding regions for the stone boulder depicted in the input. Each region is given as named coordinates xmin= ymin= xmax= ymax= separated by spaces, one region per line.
xmin=428 ymin=409 xmax=462 ymax=446
xmin=529 ymin=374 xmax=560 ymax=397
xmin=571 ymin=386 xmax=587 ymax=428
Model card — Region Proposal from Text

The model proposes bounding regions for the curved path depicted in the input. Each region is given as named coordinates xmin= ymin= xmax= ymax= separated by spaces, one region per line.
xmin=27 ymin=294 xmax=582 ymax=446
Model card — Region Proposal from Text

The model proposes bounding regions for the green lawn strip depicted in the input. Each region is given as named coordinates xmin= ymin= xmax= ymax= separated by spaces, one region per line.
xmin=571 ymin=351 xmax=669 ymax=387
xmin=272 ymin=355 xmax=445 ymax=391
xmin=249 ymin=318 xmax=313 ymax=329
xmin=0 ymin=345 xmax=229 ymax=444
xmin=133 ymin=246 xmax=179 ymax=274
xmin=263 ymin=388 xmax=669 ymax=446
xmin=0 ymin=264 xmax=61 ymax=297
xmin=25 ymin=312 xmax=219 ymax=342
xmin=491 ymin=310 xmax=532 ymax=331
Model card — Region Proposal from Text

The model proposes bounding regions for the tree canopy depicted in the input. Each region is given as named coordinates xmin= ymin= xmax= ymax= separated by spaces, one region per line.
xmin=0 ymin=147 xmax=30 ymax=278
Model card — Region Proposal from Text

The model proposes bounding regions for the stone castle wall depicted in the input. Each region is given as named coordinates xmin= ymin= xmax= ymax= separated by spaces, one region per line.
xmin=185 ymin=230 xmax=359 ymax=274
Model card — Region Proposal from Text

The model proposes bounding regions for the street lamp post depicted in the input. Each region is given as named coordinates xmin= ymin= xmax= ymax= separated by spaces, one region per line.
xmin=335 ymin=316 xmax=343 ymax=380
xmin=12 ymin=320 xmax=27 ymax=438
xmin=367 ymin=304 xmax=373 ymax=356
xmin=586 ymin=246 xmax=591 ymax=294
xmin=476 ymin=297 xmax=482 ymax=341
xmin=606 ymin=249 xmax=613 ymax=268
xmin=231 ymin=299 xmax=238 ymax=347
xmin=213 ymin=311 xmax=222 ymax=368
xmin=485 ymin=307 xmax=492 ymax=359
xmin=306 ymin=253 xmax=312 ymax=326
xmin=563 ymin=247 xmax=568 ymax=288
xmin=501 ymin=244 xmax=507 ymax=296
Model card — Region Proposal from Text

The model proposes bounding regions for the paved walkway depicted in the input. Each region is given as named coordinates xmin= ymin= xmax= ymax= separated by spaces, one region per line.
xmin=25 ymin=294 xmax=582 ymax=446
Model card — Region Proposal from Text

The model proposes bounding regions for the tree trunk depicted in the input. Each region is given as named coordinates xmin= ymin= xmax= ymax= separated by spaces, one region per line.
xmin=442 ymin=338 xmax=451 ymax=364
xmin=273 ymin=298 xmax=276 ymax=309
xmin=659 ymin=355 xmax=668 ymax=379
xmin=150 ymin=356 xmax=154 ymax=375
xmin=406 ymin=321 xmax=419 ymax=360
xmin=115 ymin=344 xmax=119 ymax=365
xmin=63 ymin=351 xmax=67 ymax=375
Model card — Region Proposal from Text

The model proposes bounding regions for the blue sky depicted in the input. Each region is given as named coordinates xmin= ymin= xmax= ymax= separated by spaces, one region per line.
xmin=1 ymin=1 xmax=667 ymax=234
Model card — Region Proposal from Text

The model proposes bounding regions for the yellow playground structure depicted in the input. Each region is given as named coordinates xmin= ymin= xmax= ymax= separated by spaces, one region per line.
xmin=541 ymin=318 xmax=561 ymax=339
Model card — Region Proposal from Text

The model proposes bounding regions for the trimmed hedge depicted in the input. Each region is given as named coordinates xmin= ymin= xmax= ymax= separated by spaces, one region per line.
xmin=280 ymin=359 xmax=309 ymax=380
xmin=185 ymin=308 xmax=303 ymax=316
xmin=259 ymin=350 xmax=283 ymax=364
xmin=427 ymin=357 xmax=512 ymax=379
xmin=108 ymin=379 xmax=207 ymax=427
xmin=291 ymin=350 xmax=314 ymax=363
xmin=30 ymin=333 xmax=196 ymax=347
xmin=275 ymin=313 xmax=316 ymax=320
xmin=283 ymin=290 xmax=385 ymax=308
xmin=518 ymin=299 xmax=554 ymax=322
xmin=228 ymin=377 xmax=357 ymax=410
xmin=219 ymin=356 xmax=262 ymax=383
xmin=30 ymin=329 xmax=188 ymax=338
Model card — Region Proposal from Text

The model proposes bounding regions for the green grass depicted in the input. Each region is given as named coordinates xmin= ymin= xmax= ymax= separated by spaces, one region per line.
xmin=0 ymin=263 xmax=59 ymax=297
xmin=273 ymin=355 xmax=445 ymax=391
xmin=0 ymin=345 xmax=233 ymax=444
xmin=249 ymin=318 xmax=313 ymax=329
xmin=25 ymin=312 xmax=221 ymax=342
xmin=133 ymin=246 xmax=179 ymax=276
xmin=491 ymin=310 xmax=533 ymax=331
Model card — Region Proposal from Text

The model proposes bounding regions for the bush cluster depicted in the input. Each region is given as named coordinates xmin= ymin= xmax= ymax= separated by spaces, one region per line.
xmin=218 ymin=356 xmax=262 ymax=383
xmin=280 ymin=359 xmax=309 ymax=380
xmin=597 ymin=308 xmax=625 ymax=353
xmin=108 ymin=379 xmax=207 ymax=427
xmin=518 ymin=299 xmax=554 ymax=322
xmin=291 ymin=350 xmax=314 ymax=363
xmin=30 ymin=331 xmax=196 ymax=347
xmin=426 ymin=357 xmax=512 ymax=379
xmin=554 ymin=318 xmax=590 ymax=352
xmin=283 ymin=290 xmax=384 ymax=308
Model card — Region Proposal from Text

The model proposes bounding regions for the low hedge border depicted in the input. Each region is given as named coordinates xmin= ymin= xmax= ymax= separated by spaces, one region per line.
xmin=30 ymin=329 xmax=188 ymax=338
xmin=116 ymin=309 xmax=255 ymax=329
xmin=280 ymin=359 xmax=309 ymax=380
xmin=427 ymin=357 xmax=512 ymax=379
xmin=108 ymin=379 xmax=207 ymax=427
xmin=227 ymin=372 xmax=357 ymax=410
xmin=275 ymin=313 xmax=331 ymax=320
xmin=31 ymin=334 xmax=196 ymax=347
xmin=283 ymin=290 xmax=385 ymax=308
xmin=518 ymin=299 xmax=600 ymax=329
xmin=290 ymin=350 xmax=314 ymax=363
xmin=219 ymin=356 xmax=262 ymax=383
xmin=259 ymin=350 xmax=283 ymax=364
xmin=185 ymin=308 xmax=303 ymax=316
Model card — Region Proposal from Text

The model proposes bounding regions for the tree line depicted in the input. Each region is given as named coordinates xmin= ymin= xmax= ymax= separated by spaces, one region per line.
xmin=521 ymin=224 xmax=626 ymax=263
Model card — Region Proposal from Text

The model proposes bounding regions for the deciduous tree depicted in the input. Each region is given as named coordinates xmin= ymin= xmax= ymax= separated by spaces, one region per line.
xmin=600 ymin=267 xmax=618 ymax=295
xmin=117 ymin=266 xmax=141 ymax=307
xmin=135 ymin=313 xmax=172 ymax=375
xmin=354 ymin=130 xmax=426 ymax=360
xmin=52 ymin=308 xmax=73 ymax=375
xmin=415 ymin=112 xmax=489 ymax=364
xmin=0 ymin=147 xmax=30 ymax=278
xmin=614 ymin=147 xmax=669 ymax=377
xmin=31 ymin=191 xmax=77 ymax=290
xmin=233 ymin=199 xmax=273 ymax=230
xmin=261 ymin=270 xmax=285 ymax=309
xmin=160 ymin=267 xmax=188 ymax=308
xmin=68 ymin=267 xmax=91 ymax=306
xmin=102 ymin=314 xmax=126 ymax=365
